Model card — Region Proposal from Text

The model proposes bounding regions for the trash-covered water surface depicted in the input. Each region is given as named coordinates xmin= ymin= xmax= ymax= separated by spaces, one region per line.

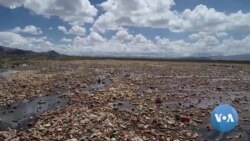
xmin=0 ymin=60 xmax=250 ymax=140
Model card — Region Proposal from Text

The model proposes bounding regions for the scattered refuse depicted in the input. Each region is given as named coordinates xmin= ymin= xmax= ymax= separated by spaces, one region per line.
xmin=180 ymin=115 xmax=190 ymax=122
xmin=0 ymin=60 xmax=249 ymax=140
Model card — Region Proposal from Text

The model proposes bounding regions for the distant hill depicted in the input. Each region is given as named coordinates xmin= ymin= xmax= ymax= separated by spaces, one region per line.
xmin=181 ymin=54 xmax=250 ymax=61
xmin=0 ymin=46 xmax=60 ymax=57
xmin=180 ymin=57 xmax=211 ymax=60
xmin=0 ymin=45 xmax=249 ymax=61
xmin=40 ymin=50 xmax=60 ymax=57
xmin=210 ymin=54 xmax=250 ymax=61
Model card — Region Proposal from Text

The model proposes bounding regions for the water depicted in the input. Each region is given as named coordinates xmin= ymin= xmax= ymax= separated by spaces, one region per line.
xmin=0 ymin=70 xmax=19 ymax=79
xmin=0 ymin=94 xmax=69 ymax=131
xmin=113 ymin=101 xmax=139 ymax=113
xmin=198 ymin=121 xmax=250 ymax=141
xmin=87 ymin=78 xmax=113 ymax=91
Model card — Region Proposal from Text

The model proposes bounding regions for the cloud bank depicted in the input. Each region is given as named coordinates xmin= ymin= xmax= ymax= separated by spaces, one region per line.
xmin=0 ymin=0 xmax=250 ymax=57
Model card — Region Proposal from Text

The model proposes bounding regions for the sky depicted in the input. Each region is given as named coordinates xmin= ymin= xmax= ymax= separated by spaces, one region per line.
xmin=0 ymin=0 xmax=250 ymax=58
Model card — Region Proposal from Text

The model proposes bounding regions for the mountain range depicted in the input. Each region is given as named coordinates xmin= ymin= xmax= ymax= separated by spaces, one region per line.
xmin=0 ymin=46 xmax=249 ymax=61
xmin=0 ymin=46 xmax=60 ymax=57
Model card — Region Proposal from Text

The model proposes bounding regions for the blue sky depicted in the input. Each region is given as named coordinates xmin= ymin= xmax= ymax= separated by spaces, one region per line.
xmin=0 ymin=0 xmax=249 ymax=57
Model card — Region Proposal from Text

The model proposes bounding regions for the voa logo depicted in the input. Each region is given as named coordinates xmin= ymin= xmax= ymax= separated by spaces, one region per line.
xmin=214 ymin=113 xmax=234 ymax=123
xmin=211 ymin=104 xmax=238 ymax=132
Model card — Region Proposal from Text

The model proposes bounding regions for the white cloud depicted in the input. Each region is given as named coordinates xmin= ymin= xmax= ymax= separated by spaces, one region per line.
xmin=0 ymin=31 xmax=28 ymax=47
xmin=91 ymin=12 xmax=119 ymax=33
xmin=111 ymin=29 xmax=133 ymax=42
xmin=189 ymin=32 xmax=228 ymax=40
xmin=92 ymin=0 xmax=250 ymax=34
xmin=0 ymin=0 xmax=98 ymax=25
xmin=132 ymin=34 xmax=150 ymax=44
xmin=58 ymin=25 xmax=86 ymax=36
xmin=156 ymin=34 xmax=250 ymax=57
xmin=92 ymin=0 xmax=177 ymax=33
xmin=0 ymin=31 xmax=54 ymax=52
xmin=3 ymin=0 xmax=250 ymax=35
xmin=61 ymin=37 xmax=72 ymax=43
xmin=58 ymin=26 xmax=68 ymax=34
xmin=68 ymin=25 xmax=86 ymax=36
xmin=1 ymin=0 xmax=250 ymax=58
xmin=0 ymin=0 xmax=24 ymax=9
xmin=11 ymin=25 xmax=43 ymax=35
xmin=1 ymin=30 xmax=250 ymax=57
xmin=216 ymin=32 xmax=228 ymax=38
xmin=175 ymin=5 xmax=227 ymax=32
xmin=73 ymin=32 xmax=106 ymax=46
xmin=72 ymin=32 xmax=157 ymax=57
xmin=174 ymin=5 xmax=250 ymax=32
xmin=87 ymin=32 xmax=106 ymax=43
